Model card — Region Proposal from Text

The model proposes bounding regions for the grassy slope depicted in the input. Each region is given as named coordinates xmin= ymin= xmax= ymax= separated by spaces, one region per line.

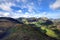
xmin=0 ymin=18 xmax=59 ymax=40
xmin=2 ymin=24 xmax=57 ymax=40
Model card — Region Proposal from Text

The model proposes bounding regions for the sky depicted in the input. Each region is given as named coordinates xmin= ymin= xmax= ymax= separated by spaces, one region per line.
xmin=0 ymin=0 xmax=60 ymax=19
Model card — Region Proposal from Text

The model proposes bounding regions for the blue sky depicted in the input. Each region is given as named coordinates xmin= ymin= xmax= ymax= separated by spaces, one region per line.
xmin=0 ymin=0 xmax=60 ymax=19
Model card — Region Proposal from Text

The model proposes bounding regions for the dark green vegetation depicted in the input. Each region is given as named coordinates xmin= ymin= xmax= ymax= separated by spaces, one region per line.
xmin=0 ymin=17 xmax=60 ymax=40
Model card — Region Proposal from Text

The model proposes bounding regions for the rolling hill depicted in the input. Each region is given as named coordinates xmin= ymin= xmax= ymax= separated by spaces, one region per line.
xmin=0 ymin=17 xmax=58 ymax=40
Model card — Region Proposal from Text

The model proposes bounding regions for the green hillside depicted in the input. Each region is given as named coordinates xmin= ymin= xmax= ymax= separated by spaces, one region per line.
xmin=2 ymin=24 xmax=57 ymax=40
xmin=0 ymin=17 xmax=60 ymax=40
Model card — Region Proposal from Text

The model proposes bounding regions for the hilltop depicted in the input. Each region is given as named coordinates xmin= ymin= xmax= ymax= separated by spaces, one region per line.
xmin=0 ymin=17 xmax=59 ymax=40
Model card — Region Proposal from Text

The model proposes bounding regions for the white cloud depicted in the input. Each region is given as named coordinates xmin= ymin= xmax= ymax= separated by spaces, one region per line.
xmin=0 ymin=3 xmax=11 ymax=11
xmin=27 ymin=2 xmax=35 ymax=13
xmin=21 ymin=0 xmax=27 ymax=3
xmin=42 ymin=12 xmax=60 ymax=19
xmin=16 ymin=0 xmax=27 ymax=3
xmin=0 ymin=0 xmax=15 ymax=11
xmin=0 ymin=11 xmax=60 ymax=19
xmin=0 ymin=12 xmax=10 ymax=17
xmin=17 ymin=10 xmax=22 ymax=13
xmin=3 ymin=13 xmax=10 ymax=16
xmin=50 ymin=0 xmax=60 ymax=10
xmin=0 ymin=0 xmax=59 ymax=19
